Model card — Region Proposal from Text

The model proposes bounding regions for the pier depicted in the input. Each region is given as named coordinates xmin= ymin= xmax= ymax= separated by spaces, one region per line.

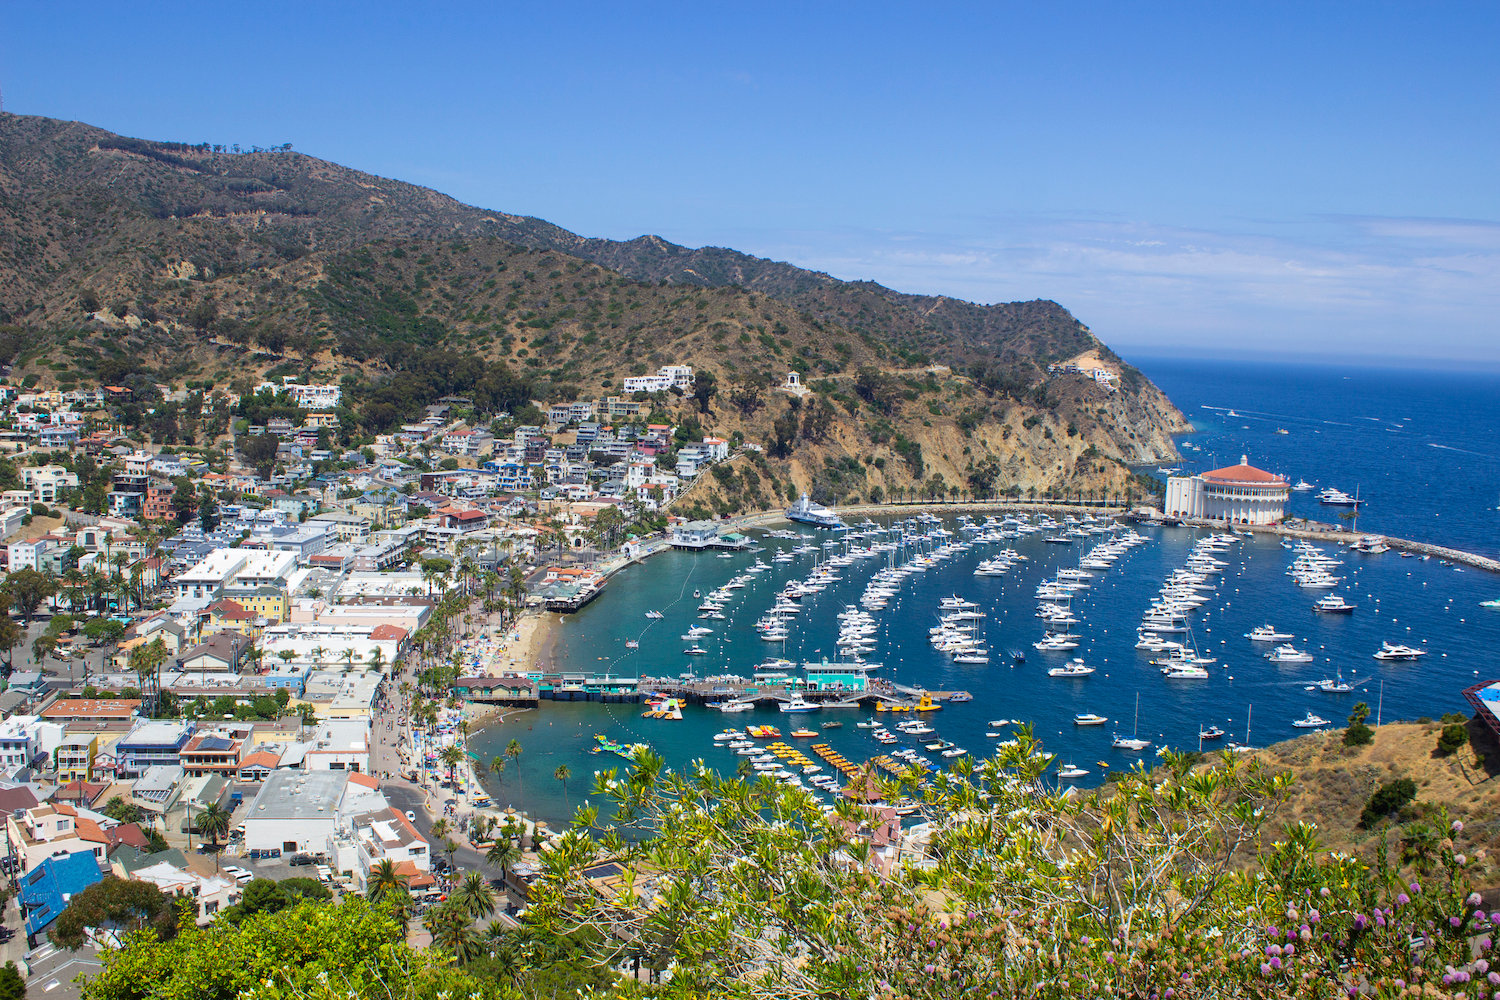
xmin=1134 ymin=515 xmax=1500 ymax=575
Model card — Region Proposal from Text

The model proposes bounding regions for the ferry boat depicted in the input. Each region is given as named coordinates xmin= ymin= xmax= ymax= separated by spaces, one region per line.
xmin=1292 ymin=712 xmax=1332 ymax=728
xmin=1074 ymin=713 xmax=1108 ymax=726
xmin=1313 ymin=594 xmax=1356 ymax=614
xmin=785 ymin=493 xmax=845 ymax=529
xmin=1373 ymin=642 xmax=1427 ymax=661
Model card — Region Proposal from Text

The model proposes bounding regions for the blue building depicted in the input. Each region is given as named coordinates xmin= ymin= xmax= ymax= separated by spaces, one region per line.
xmin=114 ymin=721 xmax=195 ymax=779
xmin=20 ymin=851 xmax=104 ymax=940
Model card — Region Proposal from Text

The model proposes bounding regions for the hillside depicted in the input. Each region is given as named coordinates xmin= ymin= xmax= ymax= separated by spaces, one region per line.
xmin=0 ymin=112 xmax=1188 ymax=504
xmin=1248 ymin=717 xmax=1500 ymax=885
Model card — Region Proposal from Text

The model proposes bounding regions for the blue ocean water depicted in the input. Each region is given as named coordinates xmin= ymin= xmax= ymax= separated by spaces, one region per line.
xmin=1138 ymin=356 xmax=1500 ymax=559
xmin=470 ymin=358 xmax=1500 ymax=825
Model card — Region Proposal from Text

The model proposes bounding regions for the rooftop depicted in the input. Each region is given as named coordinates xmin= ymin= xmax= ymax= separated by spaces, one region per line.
xmin=248 ymin=769 xmax=348 ymax=822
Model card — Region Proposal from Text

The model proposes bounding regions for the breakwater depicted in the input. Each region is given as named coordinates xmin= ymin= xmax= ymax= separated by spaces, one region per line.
xmin=1151 ymin=516 xmax=1500 ymax=574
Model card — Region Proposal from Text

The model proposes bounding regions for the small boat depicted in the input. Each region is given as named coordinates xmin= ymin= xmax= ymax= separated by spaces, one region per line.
xmin=855 ymin=720 xmax=879 ymax=729
xmin=821 ymin=721 xmax=843 ymax=729
xmin=624 ymin=639 xmax=639 ymax=649
xmin=779 ymin=695 xmax=820 ymax=713
xmin=790 ymin=728 xmax=819 ymax=738
xmin=746 ymin=725 xmax=781 ymax=738
xmin=683 ymin=646 xmax=709 ymax=656
xmin=1073 ymin=713 xmax=1108 ymax=726
xmin=1057 ymin=763 xmax=1090 ymax=779
xmin=1313 ymin=674 xmax=1354 ymax=693
xmin=1198 ymin=725 xmax=1225 ymax=740
xmin=1292 ymin=712 xmax=1331 ymax=729
xmin=988 ymin=719 xmax=1013 ymax=727
xmin=718 ymin=700 xmax=754 ymax=713
xmin=946 ymin=691 xmax=973 ymax=702
xmin=1112 ymin=693 xmax=1150 ymax=751
xmin=645 ymin=610 xmax=664 ymax=619
xmin=940 ymin=747 xmax=968 ymax=758
xmin=1312 ymin=594 xmax=1356 ymax=614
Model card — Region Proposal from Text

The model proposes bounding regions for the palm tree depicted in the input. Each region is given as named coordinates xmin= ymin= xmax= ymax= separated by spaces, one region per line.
xmin=196 ymin=801 xmax=231 ymax=869
xmin=453 ymin=870 xmax=496 ymax=922
xmin=439 ymin=744 xmax=465 ymax=790
xmin=554 ymin=764 xmax=571 ymax=809
xmin=367 ymin=858 xmax=409 ymax=902
xmin=430 ymin=817 xmax=450 ymax=843
xmin=505 ymin=739 xmax=523 ymax=797
xmin=425 ymin=903 xmax=480 ymax=965
xmin=488 ymin=756 xmax=505 ymax=792
xmin=485 ymin=837 xmax=521 ymax=886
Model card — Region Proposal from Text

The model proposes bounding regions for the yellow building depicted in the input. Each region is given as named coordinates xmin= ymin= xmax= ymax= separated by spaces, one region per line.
xmin=221 ymin=586 xmax=289 ymax=624
xmin=55 ymin=734 xmax=99 ymax=783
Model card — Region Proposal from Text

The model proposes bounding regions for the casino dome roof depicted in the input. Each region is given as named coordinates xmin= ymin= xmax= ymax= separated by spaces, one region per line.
xmin=1200 ymin=455 xmax=1287 ymax=487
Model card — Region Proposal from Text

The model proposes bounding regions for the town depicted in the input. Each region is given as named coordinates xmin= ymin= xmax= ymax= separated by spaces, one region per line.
xmin=0 ymin=363 xmax=748 ymax=986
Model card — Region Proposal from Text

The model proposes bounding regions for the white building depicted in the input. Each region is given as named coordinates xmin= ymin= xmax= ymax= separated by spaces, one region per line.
xmin=21 ymin=466 xmax=79 ymax=504
xmin=242 ymin=769 xmax=368 ymax=856
xmin=1164 ymin=456 xmax=1289 ymax=526
xmin=622 ymin=364 xmax=694 ymax=394
xmin=256 ymin=379 xmax=342 ymax=410
xmin=174 ymin=548 xmax=300 ymax=601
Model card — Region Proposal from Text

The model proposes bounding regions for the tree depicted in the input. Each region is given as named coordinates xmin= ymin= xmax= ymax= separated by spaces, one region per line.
xmin=196 ymin=801 xmax=232 ymax=860
xmin=505 ymin=739 xmax=523 ymax=797
xmin=0 ymin=961 xmax=22 ymax=1000
xmin=6 ymin=569 xmax=57 ymax=623
xmin=1344 ymin=700 xmax=1374 ymax=746
xmin=241 ymin=432 xmax=281 ymax=480
xmin=554 ymin=763 xmax=571 ymax=810
xmin=365 ymin=859 xmax=408 ymax=904
xmin=1361 ymin=777 xmax=1418 ymax=827
xmin=51 ymin=876 xmax=177 ymax=949
xmin=0 ymin=617 xmax=20 ymax=673
xmin=485 ymin=837 xmax=520 ymax=884
xmin=198 ymin=484 xmax=220 ymax=531
xmin=452 ymin=870 xmax=495 ymax=923
xmin=1436 ymin=721 xmax=1470 ymax=756
xmin=691 ymin=370 xmax=717 ymax=414
xmin=101 ymin=795 xmax=144 ymax=825
xmin=77 ymin=897 xmax=488 ymax=1000
xmin=424 ymin=902 xmax=481 ymax=965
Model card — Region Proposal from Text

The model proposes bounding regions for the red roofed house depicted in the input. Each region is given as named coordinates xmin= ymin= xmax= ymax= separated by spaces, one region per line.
xmin=1165 ymin=455 xmax=1289 ymax=525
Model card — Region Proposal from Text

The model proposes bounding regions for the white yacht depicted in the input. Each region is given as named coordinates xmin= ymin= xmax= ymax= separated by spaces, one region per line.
xmin=1034 ymin=634 xmax=1080 ymax=651
xmin=1073 ymin=713 xmax=1108 ymax=726
xmin=1265 ymin=644 xmax=1314 ymax=664
xmin=1292 ymin=480 xmax=1315 ymax=492
xmin=1292 ymin=712 xmax=1332 ymax=728
xmin=1048 ymin=658 xmax=1095 ymax=678
xmin=1245 ymin=624 xmax=1294 ymax=641
xmin=1373 ymin=642 xmax=1427 ymax=661
xmin=1057 ymin=763 xmax=1090 ymax=779
xmin=1313 ymin=594 xmax=1356 ymax=614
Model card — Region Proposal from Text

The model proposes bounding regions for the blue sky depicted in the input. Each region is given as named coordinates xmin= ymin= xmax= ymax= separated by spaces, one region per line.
xmin=5 ymin=2 xmax=1498 ymax=362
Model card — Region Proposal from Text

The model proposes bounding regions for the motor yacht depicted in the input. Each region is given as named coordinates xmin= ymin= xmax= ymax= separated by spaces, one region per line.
xmin=1112 ymin=734 xmax=1151 ymax=751
xmin=1292 ymin=480 xmax=1314 ymax=492
xmin=779 ymin=695 xmax=820 ymax=714
xmin=1312 ymin=674 xmax=1355 ymax=693
xmin=1074 ymin=713 xmax=1108 ymax=726
xmin=1292 ymin=712 xmax=1332 ymax=728
xmin=1265 ymin=644 xmax=1314 ymax=664
xmin=1057 ymin=763 xmax=1090 ymax=779
xmin=1048 ymin=659 xmax=1095 ymax=678
xmin=1198 ymin=725 xmax=1225 ymax=740
xmin=1245 ymin=625 xmax=1294 ymax=641
xmin=1373 ymin=642 xmax=1427 ymax=661
xmin=1034 ymin=634 xmax=1080 ymax=651
xmin=1313 ymin=594 xmax=1356 ymax=614
xmin=1162 ymin=664 xmax=1210 ymax=679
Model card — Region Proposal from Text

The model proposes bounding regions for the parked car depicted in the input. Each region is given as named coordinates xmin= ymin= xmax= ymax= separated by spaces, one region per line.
xmin=289 ymin=853 xmax=317 ymax=867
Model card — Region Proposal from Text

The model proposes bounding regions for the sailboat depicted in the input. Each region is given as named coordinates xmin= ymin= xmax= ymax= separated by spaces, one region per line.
xmin=1112 ymin=693 xmax=1150 ymax=751
xmin=1228 ymin=705 xmax=1255 ymax=752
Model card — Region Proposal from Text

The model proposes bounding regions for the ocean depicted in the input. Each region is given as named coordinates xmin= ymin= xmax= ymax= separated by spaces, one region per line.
xmin=469 ymin=358 xmax=1500 ymax=826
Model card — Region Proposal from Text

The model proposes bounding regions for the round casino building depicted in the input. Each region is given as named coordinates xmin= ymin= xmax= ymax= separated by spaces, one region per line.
xmin=1163 ymin=456 xmax=1289 ymax=526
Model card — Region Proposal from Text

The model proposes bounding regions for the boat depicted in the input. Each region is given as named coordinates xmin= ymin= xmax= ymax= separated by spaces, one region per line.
xmin=1245 ymin=625 xmax=1293 ymax=641
xmin=1074 ymin=713 xmax=1108 ymax=726
xmin=820 ymin=721 xmax=843 ymax=729
xmin=1312 ymin=594 xmax=1356 ymax=614
xmin=683 ymin=646 xmax=709 ymax=656
xmin=1373 ymin=642 xmax=1427 ymax=661
xmin=785 ymin=492 xmax=845 ymax=529
xmin=946 ymin=691 xmax=973 ymax=702
xmin=1162 ymin=664 xmax=1210 ymax=679
xmin=789 ymin=728 xmax=819 ymax=738
xmin=1112 ymin=694 xmax=1151 ymax=751
xmin=1048 ymin=658 xmax=1095 ymax=678
xmin=718 ymin=700 xmax=754 ymax=713
xmin=746 ymin=725 xmax=781 ymax=738
xmin=1198 ymin=725 xmax=1225 ymax=740
xmin=625 ymin=639 xmax=639 ymax=649
xmin=1265 ymin=644 xmax=1314 ymax=664
xmin=1291 ymin=480 xmax=1314 ymax=492
xmin=1483 ymin=598 xmax=1500 ymax=609
xmin=1318 ymin=487 xmax=1363 ymax=507
xmin=1057 ymin=763 xmax=1090 ymax=779
xmin=1313 ymin=674 xmax=1354 ymax=693
xmin=778 ymin=695 xmax=820 ymax=713
xmin=1292 ymin=712 xmax=1331 ymax=728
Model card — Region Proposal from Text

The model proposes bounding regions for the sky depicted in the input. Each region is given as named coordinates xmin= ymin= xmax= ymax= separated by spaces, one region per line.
xmin=4 ymin=2 xmax=1499 ymax=363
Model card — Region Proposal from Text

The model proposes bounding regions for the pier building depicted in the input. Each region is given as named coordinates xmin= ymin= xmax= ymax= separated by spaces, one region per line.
xmin=1164 ymin=456 xmax=1288 ymax=525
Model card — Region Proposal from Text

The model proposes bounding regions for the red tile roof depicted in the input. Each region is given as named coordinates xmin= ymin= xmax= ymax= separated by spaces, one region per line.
xmin=1201 ymin=463 xmax=1288 ymax=487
